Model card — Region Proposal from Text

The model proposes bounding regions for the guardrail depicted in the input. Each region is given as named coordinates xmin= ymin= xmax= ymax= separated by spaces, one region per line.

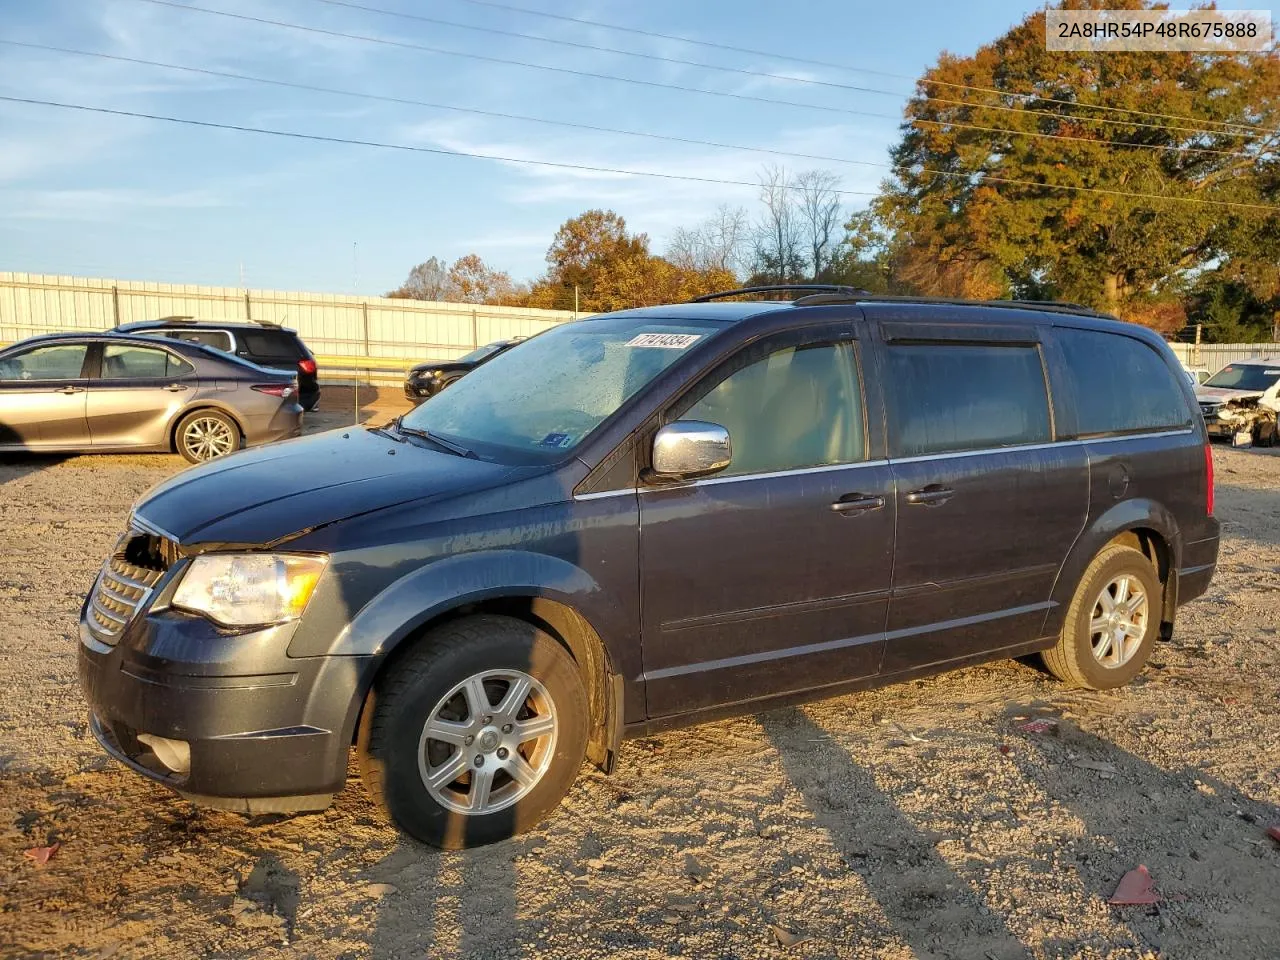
xmin=314 ymin=354 xmax=415 ymax=389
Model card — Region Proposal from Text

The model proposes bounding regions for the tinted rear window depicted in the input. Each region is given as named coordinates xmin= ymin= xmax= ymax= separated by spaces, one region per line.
xmin=884 ymin=343 xmax=1052 ymax=457
xmin=1056 ymin=328 xmax=1191 ymax=436
xmin=240 ymin=331 xmax=305 ymax=359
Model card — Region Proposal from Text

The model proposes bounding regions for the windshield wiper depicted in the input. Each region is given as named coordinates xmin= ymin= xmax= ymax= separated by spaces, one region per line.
xmin=394 ymin=416 xmax=477 ymax=458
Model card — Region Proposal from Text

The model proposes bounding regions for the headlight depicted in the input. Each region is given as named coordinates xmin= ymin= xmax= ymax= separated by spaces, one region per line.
xmin=172 ymin=553 xmax=327 ymax=627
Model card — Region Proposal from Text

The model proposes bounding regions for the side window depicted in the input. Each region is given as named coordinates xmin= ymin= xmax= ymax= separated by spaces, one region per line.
xmin=165 ymin=329 xmax=232 ymax=352
xmin=678 ymin=341 xmax=864 ymax=477
xmin=1056 ymin=328 xmax=1191 ymax=436
xmin=0 ymin=343 xmax=89 ymax=381
xmin=102 ymin=344 xmax=193 ymax=380
xmin=884 ymin=343 xmax=1051 ymax=457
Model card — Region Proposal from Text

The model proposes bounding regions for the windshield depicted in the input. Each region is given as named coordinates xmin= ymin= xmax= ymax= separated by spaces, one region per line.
xmin=1203 ymin=363 xmax=1280 ymax=392
xmin=457 ymin=342 xmax=507 ymax=364
xmin=401 ymin=316 xmax=721 ymax=462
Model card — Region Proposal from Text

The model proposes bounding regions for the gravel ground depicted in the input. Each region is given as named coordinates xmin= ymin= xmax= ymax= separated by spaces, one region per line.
xmin=1 ymin=417 xmax=1278 ymax=960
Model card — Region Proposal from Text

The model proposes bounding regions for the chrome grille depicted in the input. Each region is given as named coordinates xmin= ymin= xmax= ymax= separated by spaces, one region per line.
xmin=86 ymin=528 xmax=173 ymax=644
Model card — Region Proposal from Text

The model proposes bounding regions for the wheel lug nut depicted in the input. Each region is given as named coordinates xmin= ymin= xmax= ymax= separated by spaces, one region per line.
xmin=482 ymin=715 xmax=492 ymax=725
xmin=474 ymin=755 xmax=484 ymax=767
xmin=464 ymin=735 xmax=474 ymax=745
xmin=501 ymin=723 xmax=513 ymax=734
xmin=497 ymin=747 xmax=508 ymax=760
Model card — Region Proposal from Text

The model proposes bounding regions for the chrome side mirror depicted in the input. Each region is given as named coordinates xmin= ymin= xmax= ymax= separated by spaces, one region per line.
xmin=651 ymin=420 xmax=732 ymax=479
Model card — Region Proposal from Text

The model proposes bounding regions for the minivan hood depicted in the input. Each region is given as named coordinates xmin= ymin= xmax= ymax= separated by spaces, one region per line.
xmin=1195 ymin=386 xmax=1265 ymax=403
xmin=134 ymin=427 xmax=521 ymax=546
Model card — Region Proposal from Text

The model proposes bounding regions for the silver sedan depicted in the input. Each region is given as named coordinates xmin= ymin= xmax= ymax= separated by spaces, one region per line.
xmin=0 ymin=333 xmax=303 ymax=462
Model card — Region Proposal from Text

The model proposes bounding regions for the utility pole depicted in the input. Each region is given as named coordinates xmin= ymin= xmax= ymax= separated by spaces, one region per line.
xmin=573 ymin=284 xmax=579 ymax=320
xmin=1194 ymin=323 xmax=1202 ymax=366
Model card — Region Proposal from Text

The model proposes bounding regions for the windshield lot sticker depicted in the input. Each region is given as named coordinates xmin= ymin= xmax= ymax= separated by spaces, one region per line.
xmin=626 ymin=333 xmax=702 ymax=349
xmin=540 ymin=432 xmax=575 ymax=448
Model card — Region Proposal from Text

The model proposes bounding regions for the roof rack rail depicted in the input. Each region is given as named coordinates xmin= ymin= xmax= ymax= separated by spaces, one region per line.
xmin=155 ymin=315 xmax=197 ymax=323
xmin=690 ymin=284 xmax=871 ymax=302
xmin=789 ymin=292 xmax=1115 ymax=320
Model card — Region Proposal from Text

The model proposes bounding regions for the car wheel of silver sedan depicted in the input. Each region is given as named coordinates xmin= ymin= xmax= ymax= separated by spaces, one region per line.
xmin=176 ymin=409 xmax=241 ymax=463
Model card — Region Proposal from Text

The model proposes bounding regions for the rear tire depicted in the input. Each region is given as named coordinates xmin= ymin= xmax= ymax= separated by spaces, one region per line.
xmin=1042 ymin=544 xmax=1162 ymax=689
xmin=175 ymin=409 xmax=241 ymax=463
xmin=357 ymin=615 xmax=589 ymax=849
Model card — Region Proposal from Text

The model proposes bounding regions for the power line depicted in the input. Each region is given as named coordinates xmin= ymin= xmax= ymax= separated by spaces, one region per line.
xmin=3 ymin=94 xmax=1277 ymax=213
xmin=446 ymin=0 xmax=1279 ymax=137
xmin=0 ymin=40 xmax=901 ymax=167
xmin=129 ymin=0 xmax=1262 ymax=159
xmin=0 ymin=94 xmax=873 ymax=198
xmin=8 ymin=40 xmax=1272 ymax=202
xmin=300 ymin=0 xmax=1276 ymax=144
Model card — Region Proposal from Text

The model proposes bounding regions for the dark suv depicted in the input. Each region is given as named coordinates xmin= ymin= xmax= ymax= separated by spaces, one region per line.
xmin=115 ymin=318 xmax=320 ymax=411
xmin=79 ymin=288 xmax=1219 ymax=848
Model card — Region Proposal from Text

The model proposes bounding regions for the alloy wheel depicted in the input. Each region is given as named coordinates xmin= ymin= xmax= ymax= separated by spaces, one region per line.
xmin=418 ymin=669 xmax=558 ymax=815
xmin=1089 ymin=574 xmax=1149 ymax=668
xmin=183 ymin=417 xmax=235 ymax=461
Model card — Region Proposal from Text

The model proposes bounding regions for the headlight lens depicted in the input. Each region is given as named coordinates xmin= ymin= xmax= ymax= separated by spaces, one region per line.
xmin=172 ymin=554 xmax=327 ymax=627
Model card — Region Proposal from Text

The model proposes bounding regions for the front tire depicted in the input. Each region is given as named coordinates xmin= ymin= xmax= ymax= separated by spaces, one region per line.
xmin=357 ymin=616 xmax=589 ymax=849
xmin=1042 ymin=544 xmax=1162 ymax=689
xmin=175 ymin=409 xmax=241 ymax=463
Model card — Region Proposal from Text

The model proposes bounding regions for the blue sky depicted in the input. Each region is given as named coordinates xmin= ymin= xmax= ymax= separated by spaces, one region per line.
xmin=0 ymin=0 xmax=1249 ymax=295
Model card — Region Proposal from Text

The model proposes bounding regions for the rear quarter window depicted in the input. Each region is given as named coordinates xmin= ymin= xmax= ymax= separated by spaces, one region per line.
xmin=1055 ymin=328 xmax=1192 ymax=436
xmin=883 ymin=342 xmax=1052 ymax=457
xmin=240 ymin=331 xmax=305 ymax=360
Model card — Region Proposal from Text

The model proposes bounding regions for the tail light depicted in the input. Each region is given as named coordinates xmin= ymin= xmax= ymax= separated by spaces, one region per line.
xmin=1204 ymin=441 xmax=1214 ymax=516
xmin=298 ymin=358 xmax=317 ymax=375
xmin=253 ymin=382 xmax=296 ymax=399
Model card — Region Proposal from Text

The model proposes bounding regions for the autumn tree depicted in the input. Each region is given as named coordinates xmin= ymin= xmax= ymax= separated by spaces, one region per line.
xmin=866 ymin=0 xmax=1279 ymax=330
xmin=447 ymin=254 xmax=516 ymax=304
xmin=524 ymin=209 xmax=735 ymax=312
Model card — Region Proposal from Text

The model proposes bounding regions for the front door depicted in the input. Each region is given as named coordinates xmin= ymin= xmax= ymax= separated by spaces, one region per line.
xmin=874 ymin=326 xmax=1088 ymax=672
xmin=639 ymin=327 xmax=895 ymax=718
xmin=0 ymin=341 xmax=92 ymax=448
xmin=86 ymin=342 xmax=197 ymax=448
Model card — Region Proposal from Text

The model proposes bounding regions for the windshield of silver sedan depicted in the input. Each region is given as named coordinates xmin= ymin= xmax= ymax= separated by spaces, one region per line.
xmin=398 ymin=316 xmax=720 ymax=462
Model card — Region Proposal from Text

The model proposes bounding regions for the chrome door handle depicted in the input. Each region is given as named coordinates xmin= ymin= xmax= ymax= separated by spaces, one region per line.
xmin=831 ymin=494 xmax=886 ymax=514
xmin=164 ymin=383 xmax=188 ymax=392
xmin=905 ymin=485 xmax=954 ymax=506
xmin=55 ymin=386 xmax=84 ymax=395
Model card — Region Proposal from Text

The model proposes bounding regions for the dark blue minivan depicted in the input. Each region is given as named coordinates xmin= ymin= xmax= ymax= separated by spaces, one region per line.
xmin=79 ymin=287 xmax=1219 ymax=848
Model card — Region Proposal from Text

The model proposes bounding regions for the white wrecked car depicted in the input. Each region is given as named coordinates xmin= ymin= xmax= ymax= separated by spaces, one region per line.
xmin=1195 ymin=359 xmax=1280 ymax=446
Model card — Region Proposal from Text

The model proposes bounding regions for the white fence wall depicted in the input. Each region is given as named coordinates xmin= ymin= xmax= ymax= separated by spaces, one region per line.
xmin=0 ymin=272 xmax=582 ymax=361
xmin=1170 ymin=342 xmax=1280 ymax=372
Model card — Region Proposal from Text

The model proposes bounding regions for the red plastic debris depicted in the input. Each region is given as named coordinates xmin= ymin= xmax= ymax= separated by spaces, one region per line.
xmin=998 ymin=744 xmax=1011 ymax=755
xmin=1266 ymin=825 xmax=1280 ymax=844
xmin=1110 ymin=865 xmax=1160 ymax=905
xmin=1018 ymin=719 xmax=1057 ymax=733
xmin=23 ymin=843 xmax=59 ymax=866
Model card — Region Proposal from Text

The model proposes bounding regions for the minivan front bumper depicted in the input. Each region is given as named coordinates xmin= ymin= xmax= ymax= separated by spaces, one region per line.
xmin=77 ymin=602 xmax=374 ymax=812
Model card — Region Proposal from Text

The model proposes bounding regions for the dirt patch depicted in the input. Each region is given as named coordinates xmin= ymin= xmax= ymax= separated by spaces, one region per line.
xmin=1 ymin=445 xmax=1278 ymax=959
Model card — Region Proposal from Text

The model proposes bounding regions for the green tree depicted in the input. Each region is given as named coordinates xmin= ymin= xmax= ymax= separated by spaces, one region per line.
xmin=867 ymin=0 xmax=1279 ymax=330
